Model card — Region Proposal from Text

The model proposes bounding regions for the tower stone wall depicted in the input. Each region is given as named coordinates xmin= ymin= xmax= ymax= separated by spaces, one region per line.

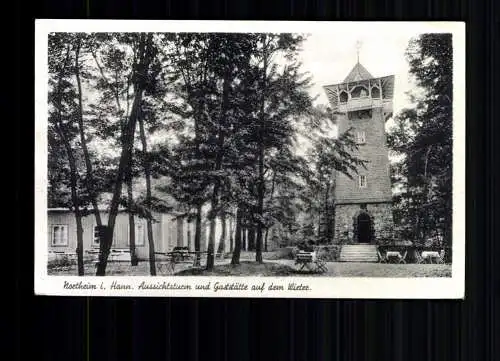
xmin=333 ymin=203 xmax=393 ymax=244
xmin=335 ymin=107 xmax=393 ymax=204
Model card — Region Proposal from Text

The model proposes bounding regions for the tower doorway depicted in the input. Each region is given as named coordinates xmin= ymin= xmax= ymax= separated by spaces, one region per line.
xmin=356 ymin=212 xmax=372 ymax=244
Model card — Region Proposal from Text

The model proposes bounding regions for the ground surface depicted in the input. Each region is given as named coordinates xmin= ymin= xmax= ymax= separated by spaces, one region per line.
xmin=48 ymin=258 xmax=451 ymax=277
xmin=177 ymin=260 xmax=451 ymax=277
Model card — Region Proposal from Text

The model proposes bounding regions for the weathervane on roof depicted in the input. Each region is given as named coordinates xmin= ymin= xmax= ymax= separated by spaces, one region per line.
xmin=355 ymin=40 xmax=363 ymax=64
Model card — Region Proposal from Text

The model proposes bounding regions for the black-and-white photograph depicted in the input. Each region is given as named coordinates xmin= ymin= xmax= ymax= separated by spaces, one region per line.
xmin=35 ymin=21 xmax=465 ymax=298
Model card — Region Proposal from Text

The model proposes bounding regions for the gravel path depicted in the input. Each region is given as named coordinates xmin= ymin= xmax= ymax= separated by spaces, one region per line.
xmin=274 ymin=260 xmax=451 ymax=277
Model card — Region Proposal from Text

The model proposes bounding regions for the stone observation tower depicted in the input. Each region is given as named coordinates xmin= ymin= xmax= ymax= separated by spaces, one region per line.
xmin=323 ymin=47 xmax=395 ymax=260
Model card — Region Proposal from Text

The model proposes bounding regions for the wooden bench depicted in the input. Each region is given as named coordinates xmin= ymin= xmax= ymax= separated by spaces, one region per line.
xmin=385 ymin=250 xmax=408 ymax=264
xmin=294 ymin=251 xmax=327 ymax=273
xmin=170 ymin=247 xmax=191 ymax=262
xmin=421 ymin=250 xmax=443 ymax=264
xmin=377 ymin=249 xmax=387 ymax=263
xmin=154 ymin=252 xmax=176 ymax=274
xmin=154 ymin=250 xmax=208 ymax=274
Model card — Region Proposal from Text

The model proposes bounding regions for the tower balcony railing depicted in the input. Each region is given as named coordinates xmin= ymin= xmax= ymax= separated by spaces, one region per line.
xmin=338 ymin=97 xmax=383 ymax=112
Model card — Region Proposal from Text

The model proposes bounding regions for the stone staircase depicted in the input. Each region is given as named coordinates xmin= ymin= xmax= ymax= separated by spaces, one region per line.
xmin=339 ymin=244 xmax=379 ymax=262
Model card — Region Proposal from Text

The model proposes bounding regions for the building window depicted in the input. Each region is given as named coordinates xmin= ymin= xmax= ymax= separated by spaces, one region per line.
xmin=93 ymin=226 xmax=100 ymax=246
xmin=359 ymin=175 xmax=367 ymax=188
xmin=93 ymin=225 xmax=116 ymax=247
xmin=52 ymin=225 xmax=69 ymax=246
xmin=356 ymin=131 xmax=366 ymax=144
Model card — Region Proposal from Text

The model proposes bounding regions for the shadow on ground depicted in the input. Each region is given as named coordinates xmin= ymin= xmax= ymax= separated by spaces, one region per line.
xmin=173 ymin=261 xmax=323 ymax=276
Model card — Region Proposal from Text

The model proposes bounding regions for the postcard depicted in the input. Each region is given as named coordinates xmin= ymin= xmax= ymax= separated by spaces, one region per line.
xmin=35 ymin=20 xmax=465 ymax=298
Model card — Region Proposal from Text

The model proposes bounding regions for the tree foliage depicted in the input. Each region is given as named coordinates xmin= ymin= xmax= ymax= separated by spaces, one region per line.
xmin=47 ymin=32 xmax=369 ymax=274
xmin=388 ymin=33 xmax=453 ymax=246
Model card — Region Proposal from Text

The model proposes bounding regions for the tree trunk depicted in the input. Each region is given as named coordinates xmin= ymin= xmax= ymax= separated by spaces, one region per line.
xmin=187 ymin=222 xmax=192 ymax=251
xmin=55 ymin=122 xmax=85 ymax=276
xmin=264 ymin=171 xmax=276 ymax=252
xmin=139 ymin=116 xmax=156 ymax=276
xmin=242 ymin=225 xmax=247 ymax=251
xmin=121 ymin=65 xmax=138 ymax=267
xmin=231 ymin=206 xmax=243 ymax=265
xmin=255 ymin=44 xmax=268 ymax=264
xmin=217 ymin=213 xmax=227 ymax=258
xmin=54 ymin=45 xmax=84 ymax=275
xmin=248 ymin=225 xmax=255 ymax=251
xmin=194 ymin=204 xmax=202 ymax=267
xmin=255 ymin=183 xmax=264 ymax=263
xmin=74 ymin=37 xmax=102 ymax=228
xmin=206 ymin=187 xmax=219 ymax=270
xmin=96 ymin=88 xmax=142 ymax=275
xmin=229 ymin=216 xmax=234 ymax=252
xmin=422 ymin=145 xmax=433 ymax=242
xmin=205 ymin=69 xmax=230 ymax=271
xmin=67 ymin=149 xmax=84 ymax=276
xmin=146 ymin=219 xmax=155 ymax=275
xmin=96 ymin=33 xmax=152 ymax=276
xmin=126 ymin=170 xmax=138 ymax=266
xmin=75 ymin=214 xmax=85 ymax=275
xmin=123 ymin=116 xmax=138 ymax=268
xmin=317 ymin=213 xmax=321 ymax=240
xmin=264 ymin=228 xmax=270 ymax=252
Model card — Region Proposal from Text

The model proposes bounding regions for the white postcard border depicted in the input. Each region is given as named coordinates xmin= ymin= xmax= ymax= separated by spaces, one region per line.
xmin=34 ymin=20 xmax=466 ymax=299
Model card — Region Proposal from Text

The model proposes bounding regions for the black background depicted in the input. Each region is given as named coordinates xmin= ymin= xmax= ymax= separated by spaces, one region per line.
xmin=16 ymin=0 xmax=499 ymax=360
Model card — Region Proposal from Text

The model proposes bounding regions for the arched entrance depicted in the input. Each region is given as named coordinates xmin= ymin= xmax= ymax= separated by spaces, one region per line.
xmin=355 ymin=212 xmax=373 ymax=244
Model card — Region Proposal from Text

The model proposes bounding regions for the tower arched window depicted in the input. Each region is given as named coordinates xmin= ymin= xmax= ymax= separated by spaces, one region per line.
xmin=371 ymin=86 xmax=380 ymax=98
xmin=339 ymin=91 xmax=348 ymax=103
xmin=351 ymin=86 xmax=369 ymax=98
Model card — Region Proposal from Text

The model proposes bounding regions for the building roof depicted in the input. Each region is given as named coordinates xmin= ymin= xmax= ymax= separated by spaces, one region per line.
xmin=343 ymin=62 xmax=374 ymax=83
xmin=47 ymin=207 xmax=184 ymax=216
xmin=47 ymin=207 xmax=127 ymax=212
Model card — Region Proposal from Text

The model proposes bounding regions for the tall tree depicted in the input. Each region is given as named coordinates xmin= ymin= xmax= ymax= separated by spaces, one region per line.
xmin=163 ymin=33 xmax=260 ymax=270
xmin=132 ymin=41 xmax=178 ymax=275
xmin=216 ymin=212 xmax=227 ymax=257
xmin=203 ymin=34 xmax=245 ymax=270
xmin=252 ymin=34 xmax=313 ymax=263
xmin=138 ymin=114 xmax=156 ymax=275
xmin=157 ymin=33 xmax=216 ymax=267
xmin=73 ymin=34 xmax=104 ymax=235
xmin=95 ymin=33 xmax=157 ymax=276
xmin=388 ymin=33 xmax=453 ymax=246
xmin=89 ymin=34 xmax=140 ymax=266
xmin=48 ymin=35 xmax=86 ymax=275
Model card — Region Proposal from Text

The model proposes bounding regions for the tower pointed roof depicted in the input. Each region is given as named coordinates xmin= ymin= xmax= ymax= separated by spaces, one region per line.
xmin=343 ymin=62 xmax=374 ymax=83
